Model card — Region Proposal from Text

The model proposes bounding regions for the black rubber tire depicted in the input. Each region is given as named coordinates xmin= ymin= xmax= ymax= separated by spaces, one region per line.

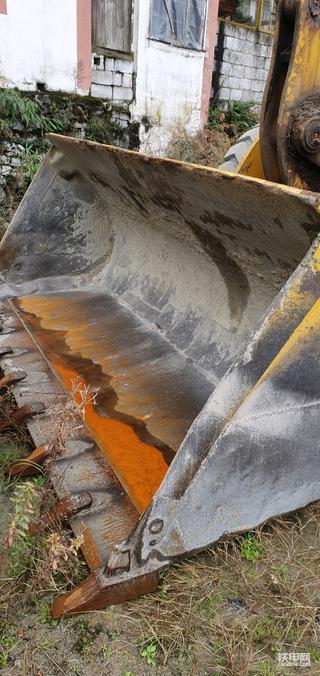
xmin=218 ymin=125 xmax=260 ymax=172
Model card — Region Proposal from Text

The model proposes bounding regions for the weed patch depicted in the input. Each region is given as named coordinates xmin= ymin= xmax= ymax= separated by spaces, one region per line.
xmin=166 ymin=127 xmax=230 ymax=167
xmin=240 ymin=532 xmax=263 ymax=562
xmin=73 ymin=619 xmax=103 ymax=655
xmin=140 ymin=638 xmax=158 ymax=666
xmin=209 ymin=100 xmax=258 ymax=136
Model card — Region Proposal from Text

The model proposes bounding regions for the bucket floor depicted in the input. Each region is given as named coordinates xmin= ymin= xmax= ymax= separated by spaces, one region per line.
xmin=14 ymin=290 xmax=214 ymax=513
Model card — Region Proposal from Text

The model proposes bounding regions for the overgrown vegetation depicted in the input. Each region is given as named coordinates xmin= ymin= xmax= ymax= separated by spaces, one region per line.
xmin=209 ymin=100 xmax=258 ymax=136
xmin=16 ymin=146 xmax=46 ymax=185
xmin=0 ymin=87 xmax=124 ymax=146
xmin=167 ymin=100 xmax=258 ymax=168
xmin=166 ymin=127 xmax=231 ymax=167
xmin=0 ymin=88 xmax=64 ymax=139
xmin=0 ymin=384 xmax=88 ymax=630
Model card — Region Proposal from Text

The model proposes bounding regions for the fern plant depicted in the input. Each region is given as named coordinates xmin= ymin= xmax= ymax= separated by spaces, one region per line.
xmin=225 ymin=100 xmax=258 ymax=132
xmin=0 ymin=88 xmax=64 ymax=134
xmin=209 ymin=100 xmax=258 ymax=135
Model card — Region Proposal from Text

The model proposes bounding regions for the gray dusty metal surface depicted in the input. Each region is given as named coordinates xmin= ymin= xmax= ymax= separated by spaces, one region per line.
xmin=1 ymin=135 xmax=320 ymax=614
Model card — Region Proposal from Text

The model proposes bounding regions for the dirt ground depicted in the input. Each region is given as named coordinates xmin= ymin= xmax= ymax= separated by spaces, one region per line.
xmin=1 ymin=377 xmax=320 ymax=676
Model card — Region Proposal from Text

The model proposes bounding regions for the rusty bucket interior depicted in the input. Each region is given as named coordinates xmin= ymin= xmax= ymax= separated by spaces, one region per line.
xmin=1 ymin=134 xmax=320 ymax=603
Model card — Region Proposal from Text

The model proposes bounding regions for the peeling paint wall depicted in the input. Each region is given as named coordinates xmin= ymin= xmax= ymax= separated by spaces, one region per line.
xmin=0 ymin=0 xmax=79 ymax=92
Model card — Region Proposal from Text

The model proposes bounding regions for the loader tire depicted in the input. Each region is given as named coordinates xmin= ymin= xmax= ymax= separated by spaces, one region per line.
xmin=219 ymin=125 xmax=260 ymax=172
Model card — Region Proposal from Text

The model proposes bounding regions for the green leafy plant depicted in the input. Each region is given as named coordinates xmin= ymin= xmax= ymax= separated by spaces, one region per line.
xmin=0 ymin=628 xmax=16 ymax=668
xmin=254 ymin=660 xmax=277 ymax=676
xmin=0 ymin=651 xmax=7 ymax=668
xmin=140 ymin=639 xmax=158 ymax=666
xmin=240 ymin=532 xmax=262 ymax=562
xmin=7 ymin=480 xmax=39 ymax=542
xmin=0 ymin=88 xmax=64 ymax=134
xmin=309 ymin=648 xmax=320 ymax=663
xmin=225 ymin=100 xmax=258 ymax=132
xmin=251 ymin=616 xmax=281 ymax=644
xmin=37 ymin=601 xmax=58 ymax=626
xmin=100 ymin=643 xmax=111 ymax=657
xmin=209 ymin=100 xmax=258 ymax=136
xmin=209 ymin=106 xmax=226 ymax=131
xmin=5 ymin=479 xmax=41 ymax=577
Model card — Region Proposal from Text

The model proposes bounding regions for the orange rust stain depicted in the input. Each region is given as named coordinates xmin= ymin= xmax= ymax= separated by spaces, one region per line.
xmin=17 ymin=294 xmax=173 ymax=512
xmin=19 ymin=296 xmax=162 ymax=424
xmin=54 ymin=361 xmax=168 ymax=513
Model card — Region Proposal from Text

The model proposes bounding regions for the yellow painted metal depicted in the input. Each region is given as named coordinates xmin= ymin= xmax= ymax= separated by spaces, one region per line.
xmin=283 ymin=10 xmax=320 ymax=108
xmin=278 ymin=0 xmax=320 ymax=188
xmin=258 ymin=298 xmax=320 ymax=386
xmin=237 ymin=137 xmax=266 ymax=179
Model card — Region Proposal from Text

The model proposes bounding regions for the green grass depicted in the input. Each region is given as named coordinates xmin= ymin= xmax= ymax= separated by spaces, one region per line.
xmin=0 ymin=436 xmax=30 ymax=487
xmin=251 ymin=616 xmax=282 ymax=644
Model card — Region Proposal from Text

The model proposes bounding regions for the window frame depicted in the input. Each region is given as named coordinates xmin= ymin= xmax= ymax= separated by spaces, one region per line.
xmin=149 ymin=0 xmax=208 ymax=52
xmin=219 ymin=0 xmax=275 ymax=35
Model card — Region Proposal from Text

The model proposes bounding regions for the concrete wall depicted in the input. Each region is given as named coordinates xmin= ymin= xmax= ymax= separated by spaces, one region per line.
xmin=0 ymin=0 xmax=90 ymax=94
xmin=212 ymin=19 xmax=272 ymax=103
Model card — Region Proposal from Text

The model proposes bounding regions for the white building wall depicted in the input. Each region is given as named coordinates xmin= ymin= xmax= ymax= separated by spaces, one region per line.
xmin=213 ymin=20 xmax=272 ymax=103
xmin=0 ymin=0 xmax=78 ymax=92
xmin=132 ymin=1 xmax=207 ymax=155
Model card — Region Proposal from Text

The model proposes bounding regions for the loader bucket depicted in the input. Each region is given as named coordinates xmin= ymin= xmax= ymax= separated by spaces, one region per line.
xmin=1 ymin=134 xmax=320 ymax=616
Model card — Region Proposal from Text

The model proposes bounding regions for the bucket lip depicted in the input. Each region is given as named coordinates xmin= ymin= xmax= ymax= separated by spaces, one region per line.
xmin=46 ymin=133 xmax=320 ymax=207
